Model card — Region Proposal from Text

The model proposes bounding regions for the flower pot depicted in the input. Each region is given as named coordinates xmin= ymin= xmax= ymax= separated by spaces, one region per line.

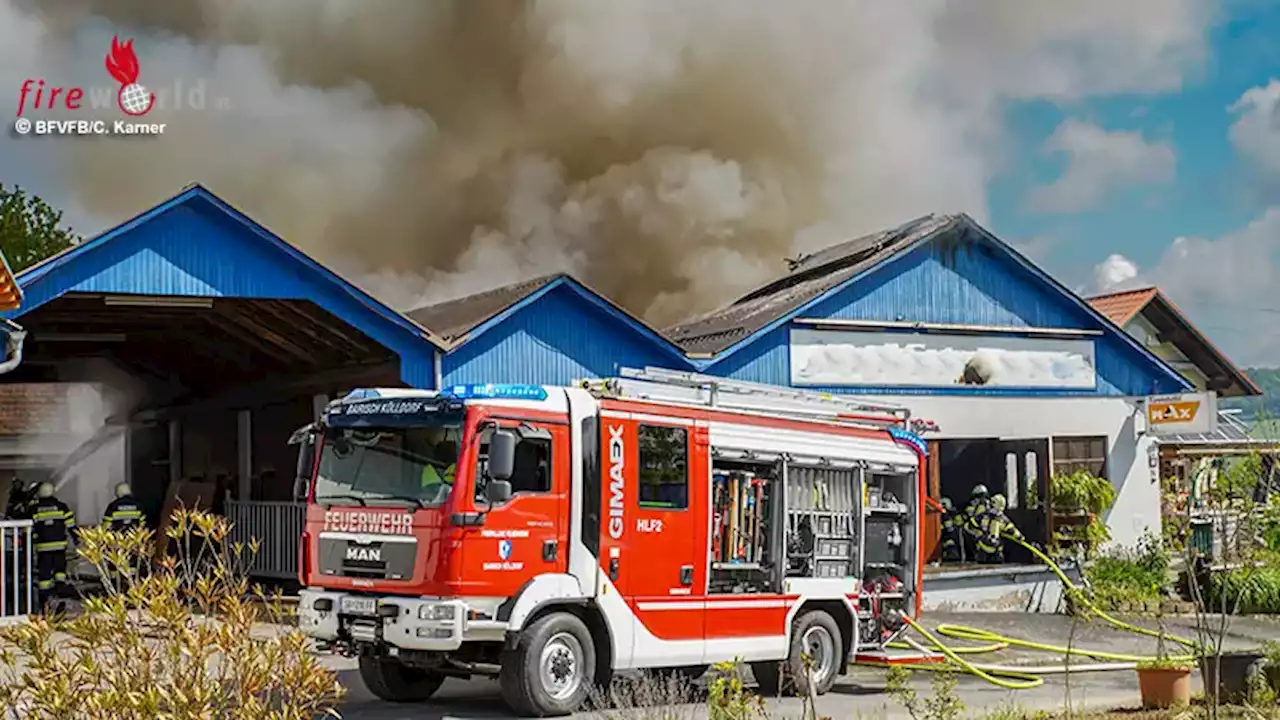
xmin=1200 ymin=652 xmax=1267 ymax=704
xmin=1137 ymin=667 xmax=1192 ymax=709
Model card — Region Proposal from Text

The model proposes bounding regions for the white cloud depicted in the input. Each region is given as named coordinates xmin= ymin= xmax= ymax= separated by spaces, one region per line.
xmin=1094 ymin=209 xmax=1280 ymax=365
xmin=1028 ymin=120 xmax=1177 ymax=213
xmin=1094 ymin=253 xmax=1141 ymax=291
xmin=1228 ymin=79 xmax=1280 ymax=175
xmin=1009 ymin=236 xmax=1054 ymax=264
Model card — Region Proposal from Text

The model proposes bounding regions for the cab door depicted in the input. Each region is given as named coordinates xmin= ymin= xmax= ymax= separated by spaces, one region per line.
xmin=598 ymin=416 xmax=706 ymax=669
xmin=460 ymin=420 xmax=570 ymax=597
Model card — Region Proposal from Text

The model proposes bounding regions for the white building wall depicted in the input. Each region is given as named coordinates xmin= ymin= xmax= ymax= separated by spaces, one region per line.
xmin=852 ymin=394 xmax=1159 ymax=548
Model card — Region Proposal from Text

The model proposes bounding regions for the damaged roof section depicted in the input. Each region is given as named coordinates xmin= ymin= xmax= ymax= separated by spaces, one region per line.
xmin=406 ymin=275 xmax=562 ymax=343
xmin=665 ymin=214 xmax=962 ymax=355
xmin=1087 ymin=286 xmax=1260 ymax=397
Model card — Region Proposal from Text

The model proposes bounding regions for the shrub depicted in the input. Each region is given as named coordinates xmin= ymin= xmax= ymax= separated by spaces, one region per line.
xmin=1208 ymin=562 xmax=1280 ymax=615
xmin=1085 ymin=534 xmax=1171 ymax=611
xmin=0 ymin=508 xmax=345 ymax=719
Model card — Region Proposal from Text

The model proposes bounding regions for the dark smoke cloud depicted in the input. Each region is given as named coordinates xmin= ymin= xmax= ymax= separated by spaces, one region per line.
xmin=2 ymin=0 xmax=1213 ymax=326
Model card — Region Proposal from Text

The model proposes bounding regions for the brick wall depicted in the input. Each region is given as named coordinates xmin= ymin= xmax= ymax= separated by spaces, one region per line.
xmin=0 ymin=384 xmax=73 ymax=436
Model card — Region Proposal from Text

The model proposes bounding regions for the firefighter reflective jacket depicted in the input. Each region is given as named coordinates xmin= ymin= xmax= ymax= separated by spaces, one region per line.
xmin=33 ymin=497 xmax=75 ymax=553
xmin=975 ymin=509 xmax=1023 ymax=554
xmin=103 ymin=495 xmax=144 ymax=532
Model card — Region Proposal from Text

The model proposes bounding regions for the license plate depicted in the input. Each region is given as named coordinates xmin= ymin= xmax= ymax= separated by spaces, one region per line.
xmin=341 ymin=596 xmax=378 ymax=616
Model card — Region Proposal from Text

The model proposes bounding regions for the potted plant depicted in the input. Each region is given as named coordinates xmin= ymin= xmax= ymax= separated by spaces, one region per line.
xmin=1049 ymin=469 xmax=1117 ymax=559
xmin=1136 ymin=628 xmax=1194 ymax=709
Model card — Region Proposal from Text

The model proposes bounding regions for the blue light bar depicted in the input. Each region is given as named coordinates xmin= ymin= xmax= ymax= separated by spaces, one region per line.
xmin=445 ymin=384 xmax=548 ymax=401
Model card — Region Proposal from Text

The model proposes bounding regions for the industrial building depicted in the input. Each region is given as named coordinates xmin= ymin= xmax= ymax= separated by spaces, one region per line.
xmin=0 ymin=186 xmax=1257 ymax=612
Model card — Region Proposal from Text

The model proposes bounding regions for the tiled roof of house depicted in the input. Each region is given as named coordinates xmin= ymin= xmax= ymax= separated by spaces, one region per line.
xmin=1087 ymin=287 xmax=1159 ymax=327
xmin=0 ymin=384 xmax=72 ymax=436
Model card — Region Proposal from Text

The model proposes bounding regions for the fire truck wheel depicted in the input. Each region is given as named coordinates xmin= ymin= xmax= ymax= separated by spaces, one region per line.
xmin=358 ymin=656 xmax=445 ymax=703
xmin=500 ymin=612 xmax=597 ymax=717
xmin=751 ymin=610 xmax=842 ymax=697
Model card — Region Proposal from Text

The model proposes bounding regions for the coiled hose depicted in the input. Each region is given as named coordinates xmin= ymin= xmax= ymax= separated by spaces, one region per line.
xmin=861 ymin=535 xmax=1200 ymax=690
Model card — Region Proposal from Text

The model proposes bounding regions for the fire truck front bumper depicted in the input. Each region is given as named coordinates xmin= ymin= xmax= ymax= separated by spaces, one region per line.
xmin=299 ymin=589 xmax=500 ymax=651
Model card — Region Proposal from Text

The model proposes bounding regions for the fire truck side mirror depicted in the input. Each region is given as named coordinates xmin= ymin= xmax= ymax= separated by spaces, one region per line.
xmin=488 ymin=430 xmax=517 ymax=482
xmin=293 ymin=436 xmax=316 ymax=501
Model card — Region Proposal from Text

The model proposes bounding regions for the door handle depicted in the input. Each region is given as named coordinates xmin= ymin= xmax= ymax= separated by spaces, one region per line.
xmin=543 ymin=539 xmax=557 ymax=562
xmin=608 ymin=557 xmax=620 ymax=581
xmin=680 ymin=565 xmax=693 ymax=586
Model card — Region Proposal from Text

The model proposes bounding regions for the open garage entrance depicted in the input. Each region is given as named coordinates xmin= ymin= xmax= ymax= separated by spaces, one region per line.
xmin=7 ymin=291 xmax=406 ymax=581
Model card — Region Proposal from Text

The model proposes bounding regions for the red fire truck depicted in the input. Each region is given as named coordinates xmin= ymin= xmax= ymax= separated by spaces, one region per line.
xmin=295 ymin=368 xmax=928 ymax=716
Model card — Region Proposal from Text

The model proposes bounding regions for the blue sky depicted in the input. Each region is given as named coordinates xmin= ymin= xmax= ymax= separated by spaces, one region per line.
xmin=987 ymin=1 xmax=1280 ymax=365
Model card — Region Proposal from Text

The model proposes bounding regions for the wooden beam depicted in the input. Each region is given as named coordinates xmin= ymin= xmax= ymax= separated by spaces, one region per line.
xmin=199 ymin=313 xmax=298 ymax=365
xmin=273 ymin=300 xmax=374 ymax=354
xmin=212 ymin=304 xmax=318 ymax=364
xmin=252 ymin=300 xmax=351 ymax=356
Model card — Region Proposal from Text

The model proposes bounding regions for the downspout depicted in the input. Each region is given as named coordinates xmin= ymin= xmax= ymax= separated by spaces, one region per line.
xmin=0 ymin=318 xmax=26 ymax=375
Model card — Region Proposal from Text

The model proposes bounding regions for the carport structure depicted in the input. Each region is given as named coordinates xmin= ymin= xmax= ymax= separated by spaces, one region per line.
xmin=1 ymin=185 xmax=446 ymax=578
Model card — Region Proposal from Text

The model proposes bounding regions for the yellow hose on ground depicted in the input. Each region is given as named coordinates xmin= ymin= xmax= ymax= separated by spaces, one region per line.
xmin=865 ymin=534 xmax=1200 ymax=689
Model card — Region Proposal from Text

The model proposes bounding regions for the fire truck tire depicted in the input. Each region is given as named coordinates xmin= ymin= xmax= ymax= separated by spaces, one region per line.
xmin=500 ymin=611 xmax=597 ymax=717
xmin=357 ymin=656 xmax=445 ymax=703
xmin=751 ymin=610 xmax=842 ymax=697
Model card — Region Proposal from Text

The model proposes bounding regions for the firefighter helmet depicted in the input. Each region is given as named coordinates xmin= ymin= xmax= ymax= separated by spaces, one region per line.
xmin=971 ymin=484 xmax=989 ymax=498
xmin=36 ymin=482 xmax=54 ymax=499
xmin=115 ymin=482 xmax=131 ymax=498
xmin=941 ymin=497 xmax=954 ymax=511
xmin=992 ymin=494 xmax=1007 ymax=512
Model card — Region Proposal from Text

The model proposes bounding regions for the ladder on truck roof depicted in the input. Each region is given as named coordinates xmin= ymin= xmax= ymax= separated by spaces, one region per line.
xmin=577 ymin=366 xmax=910 ymax=430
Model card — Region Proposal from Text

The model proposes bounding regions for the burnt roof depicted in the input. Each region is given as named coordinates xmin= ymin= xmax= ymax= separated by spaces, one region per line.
xmin=665 ymin=214 xmax=964 ymax=355
xmin=406 ymin=274 xmax=561 ymax=342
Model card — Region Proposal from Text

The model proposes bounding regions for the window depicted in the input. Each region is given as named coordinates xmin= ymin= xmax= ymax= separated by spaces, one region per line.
xmin=1052 ymin=436 xmax=1107 ymax=478
xmin=475 ymin=428 xmax=552 ymax=499
xmin=1005 ymin=453 xmax=1019 ymax=509
xmin=638 ymin=424 xmax=688 ymax=510
xmin=315 ymin=424 xmax=462 ymax=507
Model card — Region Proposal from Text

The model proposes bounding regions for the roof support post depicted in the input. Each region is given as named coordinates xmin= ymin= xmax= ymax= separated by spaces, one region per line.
xmin=433 ymin=349 xmax=443 ymax=390
xmin=237 ymin=409 xmax=252 ymax=502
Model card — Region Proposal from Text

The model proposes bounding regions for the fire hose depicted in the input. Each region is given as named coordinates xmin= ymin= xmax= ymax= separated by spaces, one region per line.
xmin=860 ymin=535 xmax=1200 ymax=690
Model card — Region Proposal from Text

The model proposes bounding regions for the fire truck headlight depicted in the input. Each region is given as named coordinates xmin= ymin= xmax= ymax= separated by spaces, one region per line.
xmin=419 ymin=604 xmax=456 ymax=621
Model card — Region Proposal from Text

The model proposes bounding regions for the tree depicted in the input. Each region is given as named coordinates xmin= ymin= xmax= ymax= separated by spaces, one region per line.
xmin=0 ymin=184 xmax=79 ymax=273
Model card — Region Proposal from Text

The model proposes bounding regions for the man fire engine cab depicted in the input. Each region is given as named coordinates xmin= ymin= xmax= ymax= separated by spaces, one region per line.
xmin=295 ymin=376 xmax=928 ymax=716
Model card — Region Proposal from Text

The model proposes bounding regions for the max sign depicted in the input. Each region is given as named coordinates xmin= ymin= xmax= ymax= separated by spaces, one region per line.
xmin=1144 ymin=392 xmax=1217 ymax=436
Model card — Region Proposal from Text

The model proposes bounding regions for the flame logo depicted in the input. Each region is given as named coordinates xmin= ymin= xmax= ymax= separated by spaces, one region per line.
xmin=104 ymin=35 xmax=155 ymax=117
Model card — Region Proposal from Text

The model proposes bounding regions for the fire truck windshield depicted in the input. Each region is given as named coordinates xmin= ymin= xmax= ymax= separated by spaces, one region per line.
xmin=313 ymin=424 xmax=463 ymax=508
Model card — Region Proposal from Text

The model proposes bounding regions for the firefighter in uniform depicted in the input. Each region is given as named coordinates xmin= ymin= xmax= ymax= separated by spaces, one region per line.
xmin=419 ymin=429 xmax=457 ymax=493
xmin=940 ymin=497 xmax=964 ymax=563
xmin=975 ymin=493 xmax=1023 ymax=564
xmin=103 ymin=483 xmax=144 ymax=532
xmin=32 ymin=482 xmax=75 ymax=609
xmin=101 ymin=483 xmax=144 ymax=591
xmin=962 ymin=484 xmax=990 ymax=561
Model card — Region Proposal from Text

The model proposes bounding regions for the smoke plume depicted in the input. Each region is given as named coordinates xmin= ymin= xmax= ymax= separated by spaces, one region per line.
xmin=2 ymin=1 xmax=1213 ymax=326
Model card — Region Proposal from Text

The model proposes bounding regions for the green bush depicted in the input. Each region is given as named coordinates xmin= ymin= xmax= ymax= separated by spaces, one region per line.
xmin=1085 ymin=534 xmax=1170 ymax=610
xmin=1209 ymin=562 xmax=1280 ymax=614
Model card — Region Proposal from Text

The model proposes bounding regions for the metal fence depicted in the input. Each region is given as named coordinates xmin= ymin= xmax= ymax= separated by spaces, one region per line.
xmin=226 ymin=501 xmax=305 ymax=580
xmin=0 ymin=520 xmax=34 ymax=621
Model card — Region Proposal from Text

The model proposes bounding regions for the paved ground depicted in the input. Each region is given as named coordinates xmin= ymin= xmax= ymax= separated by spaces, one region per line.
xmin=331 ymin=612 xmax=1280 ymax=719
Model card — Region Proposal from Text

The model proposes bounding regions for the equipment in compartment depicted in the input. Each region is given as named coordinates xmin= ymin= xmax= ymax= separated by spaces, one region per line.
xmin=709 ymin=460 xmax=778 ymax=594
xmin=785 ymin=465 xmax=859 ymax=578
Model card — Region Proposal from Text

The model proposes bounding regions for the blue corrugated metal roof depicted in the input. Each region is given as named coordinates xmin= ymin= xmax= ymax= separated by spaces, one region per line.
xmin=695 ymin=214 xmax=1191 ymax=394
xmin=460 ymin=275 xmax=692 ymax=366
xmin=5 ymin=184 xmax=447 ymax=388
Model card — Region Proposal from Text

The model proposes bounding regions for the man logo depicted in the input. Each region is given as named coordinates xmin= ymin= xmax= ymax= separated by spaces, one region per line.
xmin=498 ymin=539 xmax=513 ymax=560
xmin=346 ymin=546 xmax=381 ymax=563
